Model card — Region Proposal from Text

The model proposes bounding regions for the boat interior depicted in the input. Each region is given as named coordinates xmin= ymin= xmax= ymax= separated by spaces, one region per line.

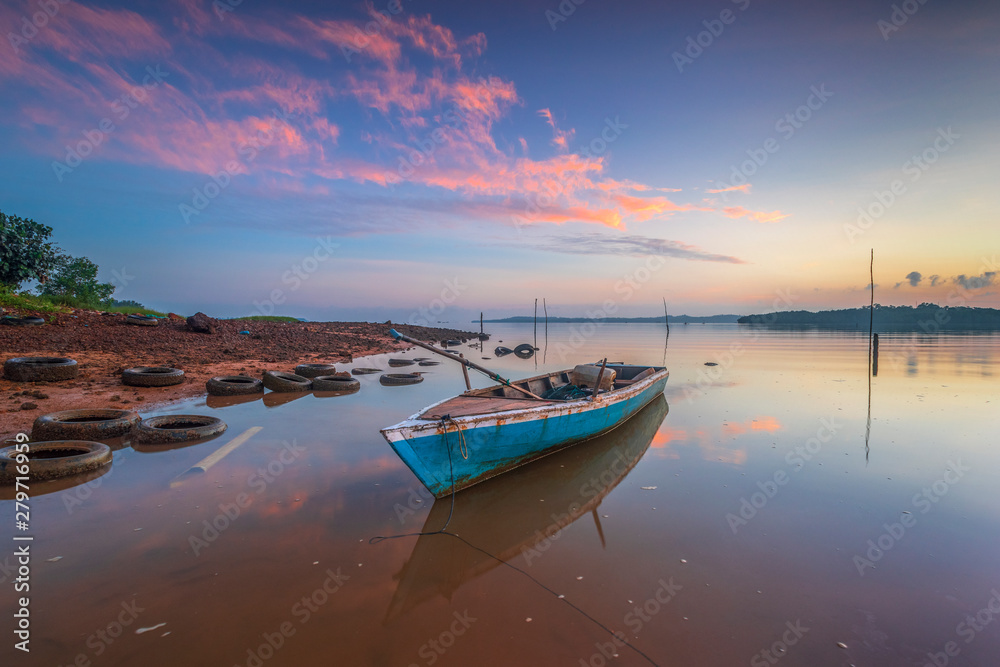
xmin=417 ymin=363 xmax=663 ymax=420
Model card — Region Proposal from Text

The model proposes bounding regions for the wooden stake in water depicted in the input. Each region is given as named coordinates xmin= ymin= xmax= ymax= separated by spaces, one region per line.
xmin=663 ymin=297 xmax=670 ymax=334
xmin=534 ymin=298 xmax=538 ymax=349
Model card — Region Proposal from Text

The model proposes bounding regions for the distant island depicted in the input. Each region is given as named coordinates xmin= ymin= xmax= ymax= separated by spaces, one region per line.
xmin=481 ymin=314 xmax=741 ymax=324
xmin=738 ymin=304 xmax=1000 ymax=330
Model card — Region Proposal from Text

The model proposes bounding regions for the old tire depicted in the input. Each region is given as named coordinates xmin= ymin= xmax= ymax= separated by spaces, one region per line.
xmin=122 ymin=367 xmax=184 ymax=387
xmin=294 ymin=363 xmax=339 ymax=378
xmin=494 ymin=346 xmax=513 ymax=357
xmin=388 ymin=358 xmax=415 ymax=367
xmin=514 ymin=344 xmax=535 ymax=358
xmin=32 ymin=409 xmax=140 ymax=441
xmin=418 ymin=360 xmax=440 ymax=366
xmin=126 ymin=314 xmax=158 ymax=327
xmin=262 ymin=370 xmax=312 ymax=392
xmin=4 ymin=357 xmax=78 ymax=382
xmin=1 ymin=316 xmax=45 ymax=326
xmin=0 ymin=441 xmax=112 ymax=483
xmin=133 ymin=415 xmax=227 ymax=445
xmin=206 ymin=375 xmax=263 ymax=396
xmin=312 ymin=375 xmax=361 ymax=392
xmin=380 ymin=373 xmax=423 ymax=386
xmin=351 ymin=367 xmax=381 ymax=375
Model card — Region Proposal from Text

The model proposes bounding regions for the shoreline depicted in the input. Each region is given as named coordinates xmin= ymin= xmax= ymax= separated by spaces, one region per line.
xmin=0 ymin=310 xmax=478 ymax=442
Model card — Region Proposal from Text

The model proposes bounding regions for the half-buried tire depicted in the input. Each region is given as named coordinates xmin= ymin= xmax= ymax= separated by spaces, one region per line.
xmin=388 ymin=358 xmax=415 ymax=367
xmin=294 ymin=363 xmax=339 ymax=378
xmin=206 ymin=375 xmax=264 ymax=396
xmin=312 ymin=375 xmax=361 ymax=392
xmin=32 ymin=409 xmax=140 ymax=441
xmin=262 ymin=370 xmax=312 ymax=392
xmin=351 ymin=367 xmax=381 ymax=375
xmin=4 ymin=356 xmax=78 ymax=382
xmin=126 ymin=314 xmax=158 ymax=327
xmin=1 ymin=316 xmax=45 ymax=326
xmin=0 ymin=441 xmax=112 ymax=483
xmin=380 ymin=373 xmax=423 ymax=386
xmin=133 ymin=415 xmax=227 ymax=445
xmin=122 ymin=367 xmax=184 ymax=387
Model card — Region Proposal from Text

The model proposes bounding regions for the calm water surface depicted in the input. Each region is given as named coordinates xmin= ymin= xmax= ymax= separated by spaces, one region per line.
xmin=2 ymin=324 xmax=999 ymax=666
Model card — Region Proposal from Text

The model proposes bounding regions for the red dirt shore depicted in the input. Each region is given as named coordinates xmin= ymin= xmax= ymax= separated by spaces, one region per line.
xmin=0 ymin=310 xmax=477 ymax=442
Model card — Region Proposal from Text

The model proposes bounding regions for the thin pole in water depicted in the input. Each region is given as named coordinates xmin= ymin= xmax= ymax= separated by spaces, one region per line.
xmin=534 ymin=298 xmax=538 ymax=349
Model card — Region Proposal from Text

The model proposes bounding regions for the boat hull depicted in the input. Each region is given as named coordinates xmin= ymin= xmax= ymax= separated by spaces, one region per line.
xmin=380 ymin=368 xmax=668 ymax=497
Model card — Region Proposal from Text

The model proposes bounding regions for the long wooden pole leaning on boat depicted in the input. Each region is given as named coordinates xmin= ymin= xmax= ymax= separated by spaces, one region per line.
xmin=591 ymin=358 xmax=608 ymax=403
xmin=388 ymin=329 xmax=545 ymax=400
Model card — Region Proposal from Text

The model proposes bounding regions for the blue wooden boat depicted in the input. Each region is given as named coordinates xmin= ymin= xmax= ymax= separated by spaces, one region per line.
xmin=380 ymin=353 xmax=668 ymax=498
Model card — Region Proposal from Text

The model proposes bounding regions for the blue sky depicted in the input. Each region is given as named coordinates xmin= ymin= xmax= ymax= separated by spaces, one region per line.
xmin=1 ymin=0 xmax=997 ymax=321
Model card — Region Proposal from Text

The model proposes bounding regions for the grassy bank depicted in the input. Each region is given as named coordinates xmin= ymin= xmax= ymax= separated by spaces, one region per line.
xmin=0 ymin=289 xmax=167 ymax=317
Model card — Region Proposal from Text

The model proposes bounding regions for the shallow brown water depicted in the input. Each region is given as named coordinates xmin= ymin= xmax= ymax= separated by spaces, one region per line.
xmin=2 ymin=324 xmax=998 ymax=666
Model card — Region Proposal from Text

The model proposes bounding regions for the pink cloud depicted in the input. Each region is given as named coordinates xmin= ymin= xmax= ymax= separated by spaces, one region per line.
xmin=706 ymin=184 xmax=752 ymax=194
xmin=722 ymin=206 xmax=789 ymax=223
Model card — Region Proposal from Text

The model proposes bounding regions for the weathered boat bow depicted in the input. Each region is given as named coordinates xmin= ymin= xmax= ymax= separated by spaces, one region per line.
xmin=380 ymin=334 xmax=669 ymax=497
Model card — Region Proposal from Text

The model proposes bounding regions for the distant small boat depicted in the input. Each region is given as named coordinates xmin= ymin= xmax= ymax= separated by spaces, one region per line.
xmin=381 ymin=360 xmax=668 ymax=497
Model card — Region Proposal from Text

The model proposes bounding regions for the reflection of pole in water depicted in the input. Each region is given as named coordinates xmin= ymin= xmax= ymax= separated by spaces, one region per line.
xmin=662 ymin=297 xmax=670 ymax=366
xmin=543 ymin=298 xmax=548 ymax=365
xmin=872 ymin=332 xmax=879 ymax=376
xmin=866 ymin=249 xmax=874 ymax=463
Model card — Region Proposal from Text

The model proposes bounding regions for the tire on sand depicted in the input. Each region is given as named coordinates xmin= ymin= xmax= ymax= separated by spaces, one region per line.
xmin=380 ymin=373 xmax=423 ymax=386
xmin=4 ymin=357 xmax=78 ymax=382
xmin=262 ymin=370 xmax=312 ymax=392
xmin=312 ymin=375 xmax=361 ymax=392
xmin=206 ymin=375 xmax=264 ymax=396
xmin=122 ymin=367 xmax=184 ymax=387
xmin=1 ymin=316 xmax=45 ymax=326
xmin=126 ymin=314 xmax=158 ymax=327
xmin=32 ymin=409 xmax=140 ymax=441
xmin=0 ymin=441 xmax=112 ymax=483
xmin=133 ymin=415 xmax=227 ymax=445
xmin=294 ymin=363 xmax=339 ymax=378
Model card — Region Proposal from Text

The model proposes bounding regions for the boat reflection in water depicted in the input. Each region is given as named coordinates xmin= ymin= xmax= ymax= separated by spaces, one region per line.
xmin=385 ymin=395 xmax=668 ymax=622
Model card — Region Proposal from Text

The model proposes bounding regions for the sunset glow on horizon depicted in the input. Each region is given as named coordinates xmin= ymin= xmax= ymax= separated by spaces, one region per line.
xmin=1 ymin=0 xmax=997 ymax=321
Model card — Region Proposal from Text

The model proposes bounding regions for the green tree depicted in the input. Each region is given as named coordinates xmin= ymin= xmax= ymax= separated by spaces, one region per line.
xmin=39 ymin=255 xmax=116 ymax=305
xmin=0 ymin=210 xmax=60 ymax=289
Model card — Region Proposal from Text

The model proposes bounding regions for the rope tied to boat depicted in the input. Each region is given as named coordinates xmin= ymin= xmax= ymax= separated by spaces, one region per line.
xmin=442 ymin=415 xmax=469 ymax=460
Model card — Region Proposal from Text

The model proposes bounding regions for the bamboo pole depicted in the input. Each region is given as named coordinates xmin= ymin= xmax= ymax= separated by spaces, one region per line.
xmin=389 ymin=329 xmax=544 ymax=400
xmin=590 ymin=358 xmax=608 ymax=403
xmin=459 ymin=353 xmax=472 ymax=390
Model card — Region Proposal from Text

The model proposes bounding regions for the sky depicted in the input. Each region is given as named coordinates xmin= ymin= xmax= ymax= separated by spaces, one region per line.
xmin=1 ymin=0 xmax=998 ymax=322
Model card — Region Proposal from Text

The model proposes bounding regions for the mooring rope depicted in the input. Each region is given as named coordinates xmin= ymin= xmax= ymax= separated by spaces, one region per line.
xmin=369 ymin=416 xmax=661 ymax=666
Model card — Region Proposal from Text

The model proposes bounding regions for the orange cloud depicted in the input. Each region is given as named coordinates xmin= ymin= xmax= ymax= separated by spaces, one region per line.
xmin=706 ymin=184 xmax=752 ymax=194
xmin=722 ymin=206 xmax=789 ymax=223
